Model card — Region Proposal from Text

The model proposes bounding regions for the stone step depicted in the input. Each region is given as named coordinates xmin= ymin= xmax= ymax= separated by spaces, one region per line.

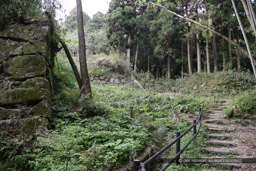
xmin=207 ymin=115 xmax=223 ymax=119
xmin=206 ymin=140 xmax=237 ymax=147
xmin=207 ymin=127 xmax=225 ymax=132
xmin=205 ymin=124 xmax=233 ymax=130
xmin=204 ymin=119 xmax=225 ymax=124
xmin=203 ymin=148 xmax=239 ymax=156
xmin=209 ymin=163 xmax=241 ymax=169
xmin=208 ymin=134 xmax=232 ymax=140
xmin=204 ymin=119 xmax=219 ymax=123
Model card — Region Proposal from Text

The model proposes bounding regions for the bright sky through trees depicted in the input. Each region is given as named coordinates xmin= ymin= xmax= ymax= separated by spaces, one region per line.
xmin=58 ymin=0 xmax=109 ymax=20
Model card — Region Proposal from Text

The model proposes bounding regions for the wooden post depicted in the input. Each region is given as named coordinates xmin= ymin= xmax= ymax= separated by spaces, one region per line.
xmin=176 ymin=132 xmax=181 ymax=165
xmin=128 ymin=106 xmax=133 ymax=119
xmin=133 ymin=160 xmax=140 ymax=171
xmin=193 ymin=120 xmax=197 ymax=135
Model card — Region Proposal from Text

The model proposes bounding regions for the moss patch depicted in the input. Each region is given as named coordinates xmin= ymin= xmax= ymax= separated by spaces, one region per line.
xmin=3 ymin=55 xmax=46 ymax=80
xmin=0 ymin=88 xmax=49 ymax=105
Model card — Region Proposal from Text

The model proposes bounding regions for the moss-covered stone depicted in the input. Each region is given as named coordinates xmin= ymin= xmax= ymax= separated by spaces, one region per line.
xmin=31 ymin=100 xmax=51 ymax=119
xmin=0 ymin=24 xmax=49 ymax=41
xmin=23 ymin=117 xmax=49 ymax=135
xmin=0 ymin=107 xmax=20 ymax=119
xmin=3 ymin=55 xmax=46 ymax=80
xmin=19 ymin=77 xmax=50 ymax=89
xmin=0 ymin=88 xmax=49 ymax=105
xmin=21 ymin=41 xmax=47 ymax=54
xmin=0 ymin=39 xmax=26 ymax=63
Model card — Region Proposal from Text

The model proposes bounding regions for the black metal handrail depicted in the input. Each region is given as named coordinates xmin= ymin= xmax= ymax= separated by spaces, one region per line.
xmin=133 ymin=107 xmax=203 ymax=171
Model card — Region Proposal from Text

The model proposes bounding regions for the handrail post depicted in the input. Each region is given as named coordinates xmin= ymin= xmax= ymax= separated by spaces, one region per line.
xmin=176 ymin=132 xmax=180 ymax=165
xmin=133 ymin=160 xmax=140 ymax=171
xmin=193 ymin=120 xmax=197 ymax=135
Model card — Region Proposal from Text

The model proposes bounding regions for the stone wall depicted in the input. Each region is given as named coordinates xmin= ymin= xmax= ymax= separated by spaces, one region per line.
xmin=0 ymin=23 xmax=53 ymax=136
xmin=90 ymin=74 xmax=129 ymax=85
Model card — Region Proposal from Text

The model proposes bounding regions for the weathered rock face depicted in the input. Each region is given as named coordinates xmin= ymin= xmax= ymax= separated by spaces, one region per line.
xmin=0 ymin=23 xmax=53 ymax=136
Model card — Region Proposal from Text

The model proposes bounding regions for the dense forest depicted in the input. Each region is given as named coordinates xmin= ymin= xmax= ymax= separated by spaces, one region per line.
xmin=0 ymin=0 xmax=256 ymax=170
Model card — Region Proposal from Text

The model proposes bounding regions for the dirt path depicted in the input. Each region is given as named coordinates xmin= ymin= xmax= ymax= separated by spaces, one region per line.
xmin=203 ymin=100 xmax=256 ymax=170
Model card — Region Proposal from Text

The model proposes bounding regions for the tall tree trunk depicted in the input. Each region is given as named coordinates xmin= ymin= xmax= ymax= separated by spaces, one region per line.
xmin=228 ymin=27 xmax=232 ymax=70
xmin=186 ymin=4 xmax=192 ymax=75
xmin=181 ymin=42 xmax=184 ymax=78
xmin=127 ymin=33 xmax=131 ymax=70
xmin=147 ymin=54 xmax=150 ymax=72
xmin=76 ymin=0 xmax=91 ymax=96
xmin=213 ymin=33 xmax=218 ymax=72
xmin=167 ymin=55 xmax=171 ymax=79
xmin=206 ymin=31 xmax=211 ymax=73
xmin=187 ymin=26 xmax=193 ymax=75
xmin=196 ymin=32 xmax=202 ymax=73
xmin=236 ymin=30 xmax=241 ymax=72
xmin=134 ymin=42 xmax=139 ymax=72
xmin=232 ymin=0 xmax=256 ymax=78
xmin=196 ymin=7 xmax=202 ymax=73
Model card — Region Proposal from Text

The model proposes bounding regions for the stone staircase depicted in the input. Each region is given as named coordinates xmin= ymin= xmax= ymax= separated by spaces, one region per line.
xmin=203 ymin=100 xmax=242 ymax=170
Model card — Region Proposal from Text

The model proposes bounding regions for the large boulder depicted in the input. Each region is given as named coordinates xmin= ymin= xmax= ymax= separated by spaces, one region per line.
xmin=4 ymin=55 xmax=46 ymax=80
xmin=0 ymin=88 xmax=49 ymax=105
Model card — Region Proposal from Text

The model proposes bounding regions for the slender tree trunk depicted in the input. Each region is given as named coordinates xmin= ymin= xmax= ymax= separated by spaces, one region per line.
xmin=147 ymin=54 xmax=150 ymax=72
xmin=76 ymin=0 xmax=91 ymax=96
xmin=232 ymin=0 xmax=256 ymax=78
xmin=206 ymin=31 xmax=211 ymax=73
xmin=196 ymin=7 xmax=202 ymax=73
xmin=186 ymin=4 xmax=192 ymax=75
xmin=222 ymin=39 xmax=226 ymax=71
xmin=190 ymin=34 xmax=194 ymax=71
xmin=187 ymin=26 xmax=193 ymax=75
xmin=134 ymin=42 xmax=139 ymax=72
xmin=223 ymin=53 xmax=226 ymax=71
xmin=181 ymin=42 xmax=184 ymax=78
xmin=196 ymin=32 xmax=202 ymax=73
xmin=213 ymin=33 xmax=218 ymax=72
xmin=167 ymin=55 xmax=171 ymax=79
xmin=127 ymin=33 xmax=131 ymax=70
xmin=241 ymin=0 xmax=256 ymax=37
xmin=236 ymin=30 xmax=241 ymax=72
xmin=228 ymin=27 xmax=232 ymax=70
xmin=58 ymin=37 xmax=82 ymax=88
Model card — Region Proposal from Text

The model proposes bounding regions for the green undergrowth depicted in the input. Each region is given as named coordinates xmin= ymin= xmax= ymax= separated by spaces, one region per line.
xmin=8 ymin=83 xmax=212 ymax=171
xmin=224 ymin=88 xmax=256 ymax=119
xmin=135 ymin=71 xmax=256 ymax=97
